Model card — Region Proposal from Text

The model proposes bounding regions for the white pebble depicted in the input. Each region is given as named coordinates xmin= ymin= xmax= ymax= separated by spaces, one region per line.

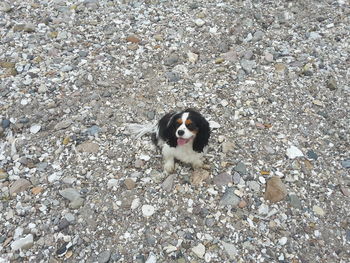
xmin=278 ymin=237 xmax=288 ymax=246
xmin=30 ymin=124 xmax=41 ymax=134
xmin=131 ymin=198 xmax=140 ymax=210
xmin=286 ymin=145 xmax=304 ymax=159
xmin=142 ymin=204 xmax=155 ymax=217
xmin=191 ymin=243 xmax=205 ymax=258
xmin=194 ymin=18 xmax=205 ymax=27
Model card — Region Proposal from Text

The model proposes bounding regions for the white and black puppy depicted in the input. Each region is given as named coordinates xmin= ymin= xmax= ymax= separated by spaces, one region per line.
xmin=127 ymin=109 xmax=210 ymax=173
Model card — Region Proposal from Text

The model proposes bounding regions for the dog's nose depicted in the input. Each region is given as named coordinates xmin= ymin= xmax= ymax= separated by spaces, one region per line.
xmin=177 ymin=130 xmax=185 ymax=136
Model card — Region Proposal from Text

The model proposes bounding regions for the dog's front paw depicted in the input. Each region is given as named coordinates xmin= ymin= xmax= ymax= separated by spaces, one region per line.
xmin=192 ymin=160 xmax=203 ymax=169
xmin=164 ymin=161 xmax=175 ymax=174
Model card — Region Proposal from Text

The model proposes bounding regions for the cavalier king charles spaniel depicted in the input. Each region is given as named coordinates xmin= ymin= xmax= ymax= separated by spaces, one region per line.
xmin=127 ymin=109 xmax=210 ymax=173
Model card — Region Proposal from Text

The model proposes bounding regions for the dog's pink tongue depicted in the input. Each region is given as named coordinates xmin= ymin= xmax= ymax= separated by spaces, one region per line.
xmin=177 ymin=138 xmax=188 ymax=146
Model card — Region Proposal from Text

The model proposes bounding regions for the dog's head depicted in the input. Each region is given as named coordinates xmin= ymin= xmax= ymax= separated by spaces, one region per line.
xmin=163 ymin=109 xmax=210 ymax=152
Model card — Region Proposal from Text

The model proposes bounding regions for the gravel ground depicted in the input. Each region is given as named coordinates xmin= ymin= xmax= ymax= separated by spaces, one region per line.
xmin=1 ymin=0 xmax=349 ymax=262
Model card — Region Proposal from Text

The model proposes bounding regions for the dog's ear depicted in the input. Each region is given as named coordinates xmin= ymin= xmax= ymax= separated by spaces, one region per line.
xmin=159 ymin=113 xmax=178 ymax=148
xmin=193 ymin=114 xmax=210 ymax=153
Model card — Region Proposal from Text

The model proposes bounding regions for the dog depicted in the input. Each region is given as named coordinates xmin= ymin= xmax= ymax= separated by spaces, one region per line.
xmin=127 ymin=109 xmax=210 ymax=173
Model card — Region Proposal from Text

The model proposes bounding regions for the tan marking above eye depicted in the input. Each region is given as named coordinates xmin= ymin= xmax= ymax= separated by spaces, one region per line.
xmin=176 ymin=119 xmax=183 ymax=124
xmin=185 ymin=119 xmax=192 ymax=125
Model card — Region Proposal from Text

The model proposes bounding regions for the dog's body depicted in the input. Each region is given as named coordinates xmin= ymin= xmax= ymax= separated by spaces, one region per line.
xmin=128 ymin=109 xmax=210 ymax=173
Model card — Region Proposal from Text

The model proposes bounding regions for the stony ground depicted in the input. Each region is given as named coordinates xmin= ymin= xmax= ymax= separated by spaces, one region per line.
xmin=1 ymin=0 xmax=349 ymax=262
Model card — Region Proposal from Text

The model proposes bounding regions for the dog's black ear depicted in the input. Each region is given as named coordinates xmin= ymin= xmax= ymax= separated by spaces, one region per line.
xmin=158 ymin=113 xmax=178 ymax=148
xmin=192 ymin=113 xmax=210 ymax=153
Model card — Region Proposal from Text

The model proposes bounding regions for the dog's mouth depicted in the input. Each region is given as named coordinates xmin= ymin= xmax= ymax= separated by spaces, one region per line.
xmin=177 ymin=137 xmax=193 ymax=146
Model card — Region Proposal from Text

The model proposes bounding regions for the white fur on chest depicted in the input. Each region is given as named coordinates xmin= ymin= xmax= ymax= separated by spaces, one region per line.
xmin=163 ymin=141 xmax=202 ymax=164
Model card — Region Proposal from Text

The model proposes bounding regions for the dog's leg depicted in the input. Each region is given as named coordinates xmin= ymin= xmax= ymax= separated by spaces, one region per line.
xmin=191 ymin=153 xmax=204 ymax=169
xmin=162 ymin=145 xmax=175 ymax=173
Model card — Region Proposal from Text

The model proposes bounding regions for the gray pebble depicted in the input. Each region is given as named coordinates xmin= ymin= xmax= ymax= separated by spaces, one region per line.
xmin=1 ymin=119 xmax=10 ymax=129
xmin=165 ymin=71 xmax=181 ymax=82
xmin=240 ymin=59 xmax=256 ymax=73
xmin=307 ymin=150 xmax=318 ymax=160
xmin=213 ymin=173 xmax=232 ymax=186
xmin=219 ymin=188 xmax=240 ymax=206
xmin=247 ymin=181 xmax=260 ymax=192
xmin=164 ymin=54 xmax=179 ymax=66
xmin=98 ymin=250 xmax=111 ymax=263
xmin=59 ymin=188 xmax=81 ymax=202
xmin=233 ymin=162 xmax=247 ymax=175
xmin=288 ymin=194 xmax=302 ymax=209
xmin=341 ymin=160 xmax=350 ymax=169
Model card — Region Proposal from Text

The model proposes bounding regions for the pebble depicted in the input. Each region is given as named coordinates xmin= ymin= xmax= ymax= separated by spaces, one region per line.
xmin=1 ymin=119 xmax=10 ymax=129
xmin=341 ymin=160 xmax=350 ymax=168
xmin=213 ymin=173 xmax=232 ymax=186
xmin=191 ymin=169 xmax=210 ymax=186
xmin=233 ymin=162 xmax=247 ymax=175
xmin=11 ymin=234 xmax=34 ymax=251
xmin=238 ymin=200 xmax=247 ymax=208
xmin=54 ymin=120 xmax=73 ymax=130
xmin=165 ymin=71 xmax=181 ymax=82
xmin=164 ymin=54 xmax=179 ymax=66
xmin=61 ymin=65 xmax=73 ymax=72
xmin=187 ymin=51 xmax=198 ymax=63
xmin=232 ymin=173 xmax=241 ymax=184
xmin=107 ymin=179 xmax=118 ymax=188
xmin=30 ymin=124 xmax=41 ymax=134
xmin=65 ymin=213 xmax=75 ymax=222
xmin=98 ymin=250 xmax=111 ymax=263
xmin=76 ymin=141 xmax=99 ymax=153
xmin=278 ymin=237 xmax=288 ymax=246
xmin=313 ymin=205 xmax=325 ymax=216
xmin=264 ymin=52 xmax=274 ymax=62
xmin=240 ymin=59 xmax=256 ymax=73
xmin=307 ymin=150 xmax=318 ymax=160
xmin=124 ymin=178 xmax=136 ymax=190
xmin=209 ymin=121 xmax=221 ymax=129
xmin=194 ymin=18 xmax=205 ymax=27
xmin=247 ymin=181 xmax=260 ymax=192
xmin=258 ymin=203 xmax=269 ymax=215
xmin=162 ymin=174 xmax=176 ymax=192
xmin=253 ymin=30 xmax=264 ymax=41
xmin=142 ymin=205 xmax=155 ymax=217
xmin=219 ymin=188 xmax=240 ymax=206
xmin=288 ymin=194 xmax=302 ymax=209
xmin=286 ymin=145 xmax=304 ymax=159
xmin=70 ymin=197 xmax=84 ymax=209
xmin=9 ymin=178 xmax=31 ymax=195
xmin=264 ymin=176 xmax=287 ymax=203
xmin=85 ymin=125 xmax=101 ymax=136
xmin=59 ymin=188 xmax=81 ymax=202
xmin=222 ymin=141 xmax=235 ymax=153
xmin=340 ymin=186 xmax=350 ymax=197
xmin=221 ymin=241 xmax=237 ymax=259
xmin=0 ymin=2 xmax=12 ymax=12
xmin=145 ymin=252 xmax=157 ymax=263
xmin=191 ymin=243 xmax=205 ymax=258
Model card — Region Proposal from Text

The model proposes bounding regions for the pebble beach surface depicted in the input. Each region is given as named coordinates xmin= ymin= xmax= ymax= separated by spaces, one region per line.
xmin=1 ymin=0 xmax=349 ymax=262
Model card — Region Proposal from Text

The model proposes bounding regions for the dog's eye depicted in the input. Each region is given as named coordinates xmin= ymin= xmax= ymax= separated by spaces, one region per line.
xmin=176 ymin=119 xmax=183 ymax=124
xmin=186 ymin=123 xmax=197 ymax=131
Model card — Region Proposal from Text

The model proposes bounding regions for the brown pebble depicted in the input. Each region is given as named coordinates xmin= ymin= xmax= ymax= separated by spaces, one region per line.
xmin=238 ymin=200 xmax=247 ymax=208
xmin=264 ymin=176 xmax=287 ymax=203
xmin=126 ymin=35 xmax=141 ymax=43
xmin=124 ymin=178 xmax=136 ymax=190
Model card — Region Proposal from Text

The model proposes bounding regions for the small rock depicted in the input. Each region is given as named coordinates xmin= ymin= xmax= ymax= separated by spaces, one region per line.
xmin=59 ymin=188 xmax=81 ymax=202
xmin=222 ymin=141 xmax=235 ymax=154
xmin=23 ymin=23 xmax=36 ymax=33
xmin=98 ymin=250 xmax=111 ymax=263
xmin=278 ymin=237 xmax=288 ymax=246
xmin=191 ymin=243 xmax=205 ymax=258
xmin=164 ymin=54 xmax=179 ymax=66
xmin=11 ymin=234 xmax=34 ymax=251
xmin=341 ymin=160 xmax=350 ymax=168
xmin=191 ymin=169 xmax=210 ymax=186
xmin=221 ymin=241 xmax=237 ymax=259
xmin=9 ymin=178 xmax=31 ymax=195
xmin=258 ymin=203 xmax=269 ymax=215
xmin=232 ymin=173 xmax=241 ymax=184
xmin=247 ymin=181 xmax=260 ymax=192
xmin=64 ymin=213 xmax=75 ymax=222
xmin=70 ymin=197 xmax=84 ymax=209
xmin=313 ymin=205 xmax=325 ymax=216
xmin=286 ymin=145 xmax=304 ymax=159
xmin=307 ymin=150 xmax=318 ymax=160
xmin=76 ymin=141 xmax=99 ymax=153
xmin=107 ymin=179 xmax=118 ymax=189
xmin=124 ymin=178 xmax=136 ymax=190
xmin=238 ymin=200 xmax=247 ymax=208
xmin=288 ymin=194 xmax=302 ymax=209
xmin=145 ymin=252 xmax=157 ymax=263
xmin=1 ymin=119 xmax=10 ymax=129
xmin=253 ymin=30 xmax=264 ymax=41
xmin=194 ymin=18 xmax=205 ymax=27
xmin=326 ymin=77 xmax=337 ymax=90
xmin=31 ymin=186 xmax=43 ymax=195
xmin=162 ymin=174 xmax=176 ymax=192
xmin=126 ymin=35 xmax=141 ymax=43
xmin=240 ymin=59 xmax=256 ymax=73
xmin=264 ymin=176 xmax=287 ymax=203
xmin=340 ymin=186 xmax=350 ymax=197
xmin=213 ymin=173 xmax=232 ymax=186
xmin=165 ymin=71 xmax=181 ymax=82
xmin=219 ymin=188 xmax=240 ymax=206
xmin=30 ymin=124 xmax=41 ymax=134
xmin=209 ymin=121 xmax=221 ymax=129
xmin=187 ymin=51 xmax=198 ymax=63
xmin=54 ymin=120 xmax=72 ymax=130
xmin=140 ymin=154 xmax=151 ymax=161
xmin=233 ymin=162 xmax=247 ymax=175
xmin=61 ymin=65 xmax=73 ymax=72
xmin=0 ymin=2 xmax=12 ymax=12
xmin=142 ymin=205 xmax=155 ymax=217
xmin=85 ymin=125 xmax=101 ymax=136
xmin=264 ymin=52 xmax=274 ymax=62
